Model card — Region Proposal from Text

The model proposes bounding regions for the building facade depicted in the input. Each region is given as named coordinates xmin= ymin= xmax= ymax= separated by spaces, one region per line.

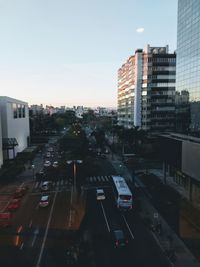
xmin=159 ymin=133 xmax=200 ymax=207
xmin=117 ymin=45 xmax=176 ymax=131
xmin=0 ymin=96 xmax=30 ymax=159
xmin=176 ymin=0 xmax=200 ymax=132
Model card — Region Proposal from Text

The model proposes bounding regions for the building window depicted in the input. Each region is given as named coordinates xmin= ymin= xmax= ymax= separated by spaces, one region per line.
xmin=18 ymin=104 xmax=22 ymax=118
xmin=22 ymin=105 xmax=25 ymax=117
xmin=13 ymin=103 xmax=17 ymax=118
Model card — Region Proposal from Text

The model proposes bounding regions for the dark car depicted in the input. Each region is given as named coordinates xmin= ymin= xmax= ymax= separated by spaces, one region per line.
xmin=112 ymin=230 xmax=128 ymax=248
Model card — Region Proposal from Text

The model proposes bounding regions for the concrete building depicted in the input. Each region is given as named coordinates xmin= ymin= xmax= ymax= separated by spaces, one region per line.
xmin=158 ymin=133 xmax=200 ymax=206
xmin=176 ymin=0 xmax=200 ymax=132
xmin=0 ymin=96 xmax=30 ymax=159
xmin=118 ymin=45 xmax=176 ymax=132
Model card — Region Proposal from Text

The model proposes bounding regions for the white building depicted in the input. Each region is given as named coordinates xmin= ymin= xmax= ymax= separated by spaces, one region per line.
xmin=0 ymin=96 xmax=30 ymax=159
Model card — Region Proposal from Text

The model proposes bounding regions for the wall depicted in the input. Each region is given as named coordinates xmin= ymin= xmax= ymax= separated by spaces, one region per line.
xmin=0 ymin=97 xmax=30 ymax=159
xmin=182 ymin=141 xmax=200 ymax=182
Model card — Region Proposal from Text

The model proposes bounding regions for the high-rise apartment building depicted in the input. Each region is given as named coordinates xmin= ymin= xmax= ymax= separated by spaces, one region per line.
xmin=118 ymin=45 xmax=176 ymax=131
xmin=176 ymin=0 xmax=200 ymax=132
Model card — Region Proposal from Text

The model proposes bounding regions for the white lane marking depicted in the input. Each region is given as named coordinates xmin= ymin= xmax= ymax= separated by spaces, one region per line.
xmin=31 ymin=227 xmax=39 ymax=247
xmin=100 ymin=202 xmax=110 ymax=232
xmin=70 ymin=186 xmax=73 ymax=205
xmin=122 ymin=215 xmax=134 ymax=239
xmin=34 ymin=182 xmax=39 ymax=189
xmin=36 ymin=190 xmax=58 ymax=267
xmin=20 ymin=182 xmax=25 ymax=187
xmin=29 ymin=220 xmax=32 ymax=228
xmin=20 ymin=242 xmax=24 ymax=250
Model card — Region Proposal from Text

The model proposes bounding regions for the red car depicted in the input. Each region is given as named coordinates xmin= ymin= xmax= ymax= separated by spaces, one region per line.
xmin=0 ymin=212 xmax=12 ymax=227
xmin=7 ymin=199 xmax=21 ymax=211
xmin=14 ymin=186 xmax=28 ymax=198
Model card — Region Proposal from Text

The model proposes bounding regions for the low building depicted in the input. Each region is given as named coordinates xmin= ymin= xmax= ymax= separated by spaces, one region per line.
xmin=0 ymin=96 xmax=30 ymax=160
xmin=158 ymin=133 xmax=200 ymax=206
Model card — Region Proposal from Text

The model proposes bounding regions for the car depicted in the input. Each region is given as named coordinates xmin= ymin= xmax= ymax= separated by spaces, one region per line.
xmin=39 ymin=195 xmax=50 ymax=207
xmin=46 ymin=152 xmax=51 ymax=158
xmin=14 ymin=186 xmax=29 ymax=198
xmin=104 ymin=149 xmax=110 ymax=154
xmin=0 ymin=212 xmax=12 ymax=227
xmin=44 ymin=160 xmax=51 ymax=167
xmin=112 ymin=230 xmax=128 ymax=248
xmin=96 ymin=189 xmax=105 ymax=200
xmin=7 ymin=199 xmax=20 ymax=211
xmin=52 ymin=161 xmax=59 ymax=168
xmin=41 ymin=181 xmax=51 ymax=191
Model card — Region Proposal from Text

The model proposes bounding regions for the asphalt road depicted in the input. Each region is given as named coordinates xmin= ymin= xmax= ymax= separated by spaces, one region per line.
xmin=0 ymin=142 xmax=171 ymax=267
xmin=82 ymin=186 xmax=171 ymax=267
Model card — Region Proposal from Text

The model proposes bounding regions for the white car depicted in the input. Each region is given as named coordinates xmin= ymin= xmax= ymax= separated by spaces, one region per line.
xmin=96 ymin=189 xmax=105 ymax=200
xmin=41 ymin=181 xmax=51 ymax=191
xmin=52 ymin=161 xmax=59 ymax=168
xmin=39 ymin=195 xmax=50 ymax=207
xmin=44 ymin=160 xmax=51 ymax=167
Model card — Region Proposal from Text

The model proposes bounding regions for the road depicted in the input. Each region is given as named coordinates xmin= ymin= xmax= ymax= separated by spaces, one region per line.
xmin=82 ymin=184 xmax=171 ymax=267
xmin=0 ymin=141 xmax=172 ymax=267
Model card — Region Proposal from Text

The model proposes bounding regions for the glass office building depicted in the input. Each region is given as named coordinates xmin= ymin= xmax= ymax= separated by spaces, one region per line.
xmin=176 ymin=0 xmax=200 ymax=132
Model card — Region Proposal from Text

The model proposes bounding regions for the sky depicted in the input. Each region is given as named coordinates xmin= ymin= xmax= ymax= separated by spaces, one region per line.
xmin=0 ymin=0 xmax=178 ymax=107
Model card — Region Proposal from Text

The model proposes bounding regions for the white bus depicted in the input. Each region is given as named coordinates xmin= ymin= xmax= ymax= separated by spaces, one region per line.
xmin=112 ymin=176 xmax=132 ymax=210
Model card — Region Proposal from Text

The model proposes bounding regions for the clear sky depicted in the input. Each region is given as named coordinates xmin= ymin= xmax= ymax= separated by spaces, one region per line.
xmin=0 ymin=0 xmax=178 ymax=107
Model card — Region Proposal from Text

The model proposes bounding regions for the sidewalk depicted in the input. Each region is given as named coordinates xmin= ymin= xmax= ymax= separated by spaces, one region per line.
xmin=147 ymin=168 xmax=189 ymax=200
xmin=110 ymin=159 xmax=200 ymax=267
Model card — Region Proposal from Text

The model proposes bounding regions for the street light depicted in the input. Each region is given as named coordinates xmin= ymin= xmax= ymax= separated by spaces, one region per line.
xmin=66 ymin=160 xmax=83 ymax=193
xmin=31 ymin=164 xmax=35 ymax=180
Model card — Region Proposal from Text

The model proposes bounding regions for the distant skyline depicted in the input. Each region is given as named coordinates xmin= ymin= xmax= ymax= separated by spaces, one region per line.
xmin=0 ymin=0 xmax=177 ymax=107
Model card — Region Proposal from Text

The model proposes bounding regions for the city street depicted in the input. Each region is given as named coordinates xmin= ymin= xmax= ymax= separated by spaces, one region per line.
xmin=0 ymin=141 xmax=186 ymax=267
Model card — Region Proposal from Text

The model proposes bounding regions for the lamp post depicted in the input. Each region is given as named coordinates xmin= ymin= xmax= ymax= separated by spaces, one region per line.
xmin=31 ymin=164 xmax=35 ymax=180
xmin=66 ymin=160 xmax=83 ymax=193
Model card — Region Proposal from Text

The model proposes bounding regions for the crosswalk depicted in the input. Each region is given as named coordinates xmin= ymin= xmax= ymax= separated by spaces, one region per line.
xmin=33 ymin=175 xmax=111 ymax=191
xmin=86 ymin=175 xmax=111 ymax=183
xmin=33 ymin=179 xmax=72 ymax=190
